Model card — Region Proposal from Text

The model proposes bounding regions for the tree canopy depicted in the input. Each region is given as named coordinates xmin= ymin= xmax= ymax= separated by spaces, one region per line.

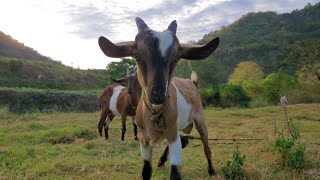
xmin=228 ymin=61 xmax=265 ymax=85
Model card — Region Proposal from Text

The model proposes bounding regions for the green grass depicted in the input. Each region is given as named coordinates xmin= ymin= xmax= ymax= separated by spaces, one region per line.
xmin=0 ymin=104 xmax=319 ymax=179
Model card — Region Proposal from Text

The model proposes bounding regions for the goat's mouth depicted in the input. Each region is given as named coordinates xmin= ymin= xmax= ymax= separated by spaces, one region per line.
xmin=150 ymin=95 xmax=166 ymax=105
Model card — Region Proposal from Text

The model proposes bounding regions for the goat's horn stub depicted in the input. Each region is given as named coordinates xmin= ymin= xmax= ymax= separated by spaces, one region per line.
xmin=167 ymin=20 xmax=177 ymax=35
xmin=136 ymin=17 xmax=149 ymax=32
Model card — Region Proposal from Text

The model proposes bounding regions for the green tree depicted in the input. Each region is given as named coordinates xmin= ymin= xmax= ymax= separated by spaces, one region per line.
xmin=228 ymin=61 xmax=265 ymax=85
xmin=220 ymin=84 xmax=250 ymax=108
xmin=283 ymin=42 xmax=320 ymax=73
xmin=105 ymin=58 xmax=136 ymax=83
xmin=261 ymin=71 xmax=298 ymax=103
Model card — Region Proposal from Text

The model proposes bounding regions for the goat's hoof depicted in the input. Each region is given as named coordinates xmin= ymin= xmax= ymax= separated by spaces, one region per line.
xmin=208 ymin=168 xmax=216 ymax=176
xmin=98 ymin=129 xmax=103 ymax=136
xmin=157 ymin=158 xmax=167 ymax=167
xmin=170 ymin=165 xmax=182 ymax=180
xmin=134 ymin=137 xmax=139 ymax=141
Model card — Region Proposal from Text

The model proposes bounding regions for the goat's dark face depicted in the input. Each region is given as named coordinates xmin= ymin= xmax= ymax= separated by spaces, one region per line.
xmin=134 ymin=28 xmax=180 ymax=104
xmin=99 ymin=17 xmax=219 ymax=105
xmin=112 ymin=72 xmax=138 ymax=95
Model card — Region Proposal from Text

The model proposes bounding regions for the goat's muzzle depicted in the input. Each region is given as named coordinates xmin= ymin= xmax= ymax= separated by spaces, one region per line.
xmin=150 ymin=86 xmax=166 ymax=105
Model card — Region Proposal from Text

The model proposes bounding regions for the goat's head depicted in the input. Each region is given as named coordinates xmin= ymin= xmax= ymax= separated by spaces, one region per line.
xmin=112 ymin=69 xmax=138 ymax=95
xmin=99 ymin=17 xmax=219 ymax=105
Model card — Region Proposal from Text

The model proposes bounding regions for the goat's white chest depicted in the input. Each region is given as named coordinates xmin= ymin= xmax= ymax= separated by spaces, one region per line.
xmin=109 ymin=86 xmax=125 ymax=116
xmin=172 ymin=83 xmax=191 ymax=130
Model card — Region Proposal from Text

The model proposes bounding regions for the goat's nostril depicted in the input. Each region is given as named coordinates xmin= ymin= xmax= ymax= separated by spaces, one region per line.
xmin=152 ymin=87 xmax=163 ymax=96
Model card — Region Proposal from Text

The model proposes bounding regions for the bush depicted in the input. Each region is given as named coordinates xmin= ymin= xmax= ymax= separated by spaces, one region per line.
xmin=199 ymin=86 xmax=220 ymax=107
xmin=275 ymin=137 xmax=305 ymax=169
xmin=222 ymin=150 xmax=246 ymax=179
xmin=199 ymin=85 xmax=250 ymax=108
xmin=0 ymin=90 xmax=99 ymax=113
xmin=220 ymin=84 xmax=250 ymax=108
xmin=274 ymin=112 xmax=305 ymax=169
xmin=261 ymin=71 xmax=299 ymax=104
xmin=249 ymin=96 xmax=269 ymax=108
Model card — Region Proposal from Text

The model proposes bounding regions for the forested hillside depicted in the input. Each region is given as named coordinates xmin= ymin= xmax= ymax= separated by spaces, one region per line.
xmin=176 ymin=2 xmax=320 ymax=85
xmin=0 ymin=31 xmax=108 ymax=90
xmin=0 ymin=57 xmax=107 ymax=90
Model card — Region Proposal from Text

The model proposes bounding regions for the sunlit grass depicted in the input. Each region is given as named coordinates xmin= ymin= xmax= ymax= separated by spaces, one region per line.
xmin=0 ymin=104 xmax=319 ymax=179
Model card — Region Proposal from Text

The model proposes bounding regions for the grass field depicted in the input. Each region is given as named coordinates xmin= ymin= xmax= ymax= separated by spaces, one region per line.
xmin=0 ymin=104 xmax=319 ymax=179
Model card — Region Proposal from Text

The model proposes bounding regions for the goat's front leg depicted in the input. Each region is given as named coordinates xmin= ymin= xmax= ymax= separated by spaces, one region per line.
xmin=169 ymin=134 xmax=182 ymax=180
xmin=132 ymin=116 xmax=138 ymax=140
xmin=121 ymin=115 xmax=127 ymax=141
xmin=140 ymin=137 xmax=153 ymax=180
xmin=158 ymin=135 xmax=189 ymax=167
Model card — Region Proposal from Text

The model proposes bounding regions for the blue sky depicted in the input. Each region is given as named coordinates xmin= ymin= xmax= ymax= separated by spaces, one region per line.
xmin=0 ymin=0 xmax=318 ymax=69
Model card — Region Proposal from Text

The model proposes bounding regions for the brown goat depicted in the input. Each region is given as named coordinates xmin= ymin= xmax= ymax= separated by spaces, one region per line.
xmin=98 ymin=17 xmax=219 ymax=179
xmin=98 ymin=72 xmax=140 ymax=141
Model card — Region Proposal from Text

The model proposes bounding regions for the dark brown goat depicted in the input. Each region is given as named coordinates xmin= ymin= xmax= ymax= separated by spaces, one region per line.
xmin=98 ymin=72 xmax=140 ymax=141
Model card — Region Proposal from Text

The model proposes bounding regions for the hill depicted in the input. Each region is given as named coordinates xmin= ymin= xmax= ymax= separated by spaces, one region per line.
xmin=0 ymin=31 xmax=108 ymax=90
xmin=177 ymin=2 xmax=320 ymax=85
xmin=0 ymin=57 xmax=107 ymax=90
xmin=0 ymin=31 xmax=52 ymax=62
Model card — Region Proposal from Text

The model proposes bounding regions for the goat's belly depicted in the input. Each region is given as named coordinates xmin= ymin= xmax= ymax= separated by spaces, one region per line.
xmin=177 ymin=104 xmax=192 ymax=130
xmin=175 ymin=91 xmax=192 ymax=130
xmin=109 ymin=86 xmax=124 ymax=116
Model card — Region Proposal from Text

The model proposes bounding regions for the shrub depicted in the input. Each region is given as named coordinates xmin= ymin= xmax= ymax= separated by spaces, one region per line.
xmin=199 ymin=86 xmax=220 ymax=107
xmin=274 ymin=108 xmax=305 ymax=169
xmin=261 ymin=71 xmax=299 ymax=104
xmin=275 ymin=136 xmax=305 ymax=169
xmin=220 ymin=84 xmax=250 ymax=108
xmin=249 ymin=96 xmax=269 ymax=108
xmin=222 ymin=150 xmax=246 ymax=179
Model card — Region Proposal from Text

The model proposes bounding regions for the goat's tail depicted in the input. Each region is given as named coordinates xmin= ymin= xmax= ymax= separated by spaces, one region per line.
xmin=191 ymin=70 xmax=198 ymax=89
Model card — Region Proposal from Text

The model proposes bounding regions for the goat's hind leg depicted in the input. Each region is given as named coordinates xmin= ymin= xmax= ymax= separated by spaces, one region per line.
xmin=132 ymin=116 xmax=138 ymax=140
xmin=157 ymin=135 xmax=189 ymax=167
xmin=194 ymin=115 xmax=215 ymax=176
xmin=121 ymin=115 xmax=127 ymax=141
xmin=104 ymin=114 xmax=114 ymax=140
xmin=98 ymin=111 xmax=108 ymax=137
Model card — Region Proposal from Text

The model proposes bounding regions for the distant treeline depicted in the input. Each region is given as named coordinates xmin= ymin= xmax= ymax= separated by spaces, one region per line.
xmin=0 ymin=90 xmax=99 ymax=113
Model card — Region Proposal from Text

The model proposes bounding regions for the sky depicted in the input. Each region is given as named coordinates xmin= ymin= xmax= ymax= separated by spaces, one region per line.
xmin=0 ymin=0 xmax=318 ymax=69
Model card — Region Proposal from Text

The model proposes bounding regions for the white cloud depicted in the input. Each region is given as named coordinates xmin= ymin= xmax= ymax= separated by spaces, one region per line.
xmin=0 ymin=0 xmax=318 ymax=69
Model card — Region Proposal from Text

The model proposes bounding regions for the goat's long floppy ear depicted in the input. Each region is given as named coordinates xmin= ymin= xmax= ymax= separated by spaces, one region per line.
xmin=98 ymin=36 xmax=134 ymax=58
xmin=180 ymin=37 xmax=219 ymax=60
xmin=112 ymin=78 xmax=125 ymax=83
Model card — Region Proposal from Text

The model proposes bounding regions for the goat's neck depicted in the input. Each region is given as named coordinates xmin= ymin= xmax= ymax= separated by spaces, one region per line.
xmin=142 ymin=90 xmax=170 ymax=115
xmin=130 ymin=89 xmax=140 ymax=107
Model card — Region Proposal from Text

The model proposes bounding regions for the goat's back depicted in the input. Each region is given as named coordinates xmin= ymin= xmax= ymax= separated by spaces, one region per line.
xmin=171 ymin=77 xmax=200 ymax=105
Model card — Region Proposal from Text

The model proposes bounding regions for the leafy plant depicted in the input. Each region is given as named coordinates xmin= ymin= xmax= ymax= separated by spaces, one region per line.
xmin=274 ymin=105 xmax=306 ymax=169
xmin=222 ymin=150 xmax=246 ymax=179
xmin=275 ymin=135 xmax=305 ymax=169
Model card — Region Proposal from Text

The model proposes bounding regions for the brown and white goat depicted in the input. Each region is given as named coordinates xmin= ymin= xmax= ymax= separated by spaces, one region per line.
xmin=98 ymin=72 xmax=140 ymax=141
xmin=98 ymin=17 xmax=219 ymax=179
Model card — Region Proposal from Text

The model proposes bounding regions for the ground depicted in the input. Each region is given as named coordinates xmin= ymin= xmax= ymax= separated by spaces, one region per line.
xmin=0 ymin=104 xmax=319 ymax=179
